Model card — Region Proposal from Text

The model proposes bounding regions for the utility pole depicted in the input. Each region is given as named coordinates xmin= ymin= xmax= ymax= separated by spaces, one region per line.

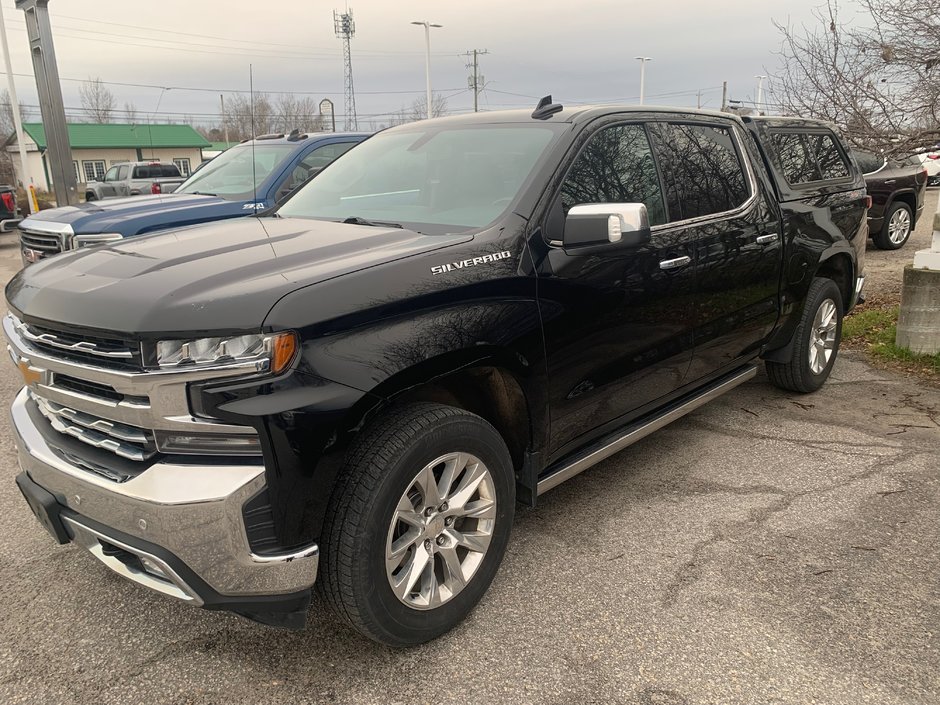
xmin=0 ymin=1 xmax=34 ymax=212
xmin=220 ymin=94 xmax=229 ymax=144
xmin=721 ymin=81 xmax=728 ymax=111
xmin=465 ymin=49 xmax=489 ymax=112
xmin=754 ymin=74 xmax=767 ymax=114
xmin=635 ymin=57 xmax=652 ymax=105
xmin=696 ymin=90 xmax=702 ymax=109
xmin=412 ymin=20 xmax=442 ymax=120
xmin=16 ymin=0 xmax=76 ymax=206
xmin=334 ymin=9 xmax=357 ymax=131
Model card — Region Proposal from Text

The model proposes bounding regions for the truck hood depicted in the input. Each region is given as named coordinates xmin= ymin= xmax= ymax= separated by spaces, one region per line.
xmin=6 ymin=217 xmax=471 ymax=336
xmin=20 ymin=194 xmax=244 ymax=234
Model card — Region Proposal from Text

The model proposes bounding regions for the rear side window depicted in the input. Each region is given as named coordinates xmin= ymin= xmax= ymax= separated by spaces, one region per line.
xmin=560 ymin=123 xmax=667 ymax=225
xmin=653 ymin=123 xmax=750 ymax=221
xmin=133 ymin=164 xmax=182 ymax=179
xmin=771 ymin=131 xmax=851 ymax=184
xmin=852 ymin=149 xmax=886 ymax=174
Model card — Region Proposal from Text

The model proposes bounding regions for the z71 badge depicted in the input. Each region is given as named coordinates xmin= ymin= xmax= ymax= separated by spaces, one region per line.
xmin=431 ymin=250 xmax=511 ymax=275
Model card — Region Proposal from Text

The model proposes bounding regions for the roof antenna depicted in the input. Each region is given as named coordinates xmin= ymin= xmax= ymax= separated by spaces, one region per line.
xmin=249 ymin=64 xmax=257 ymax=211
xmin=532 ymin=94 xmax=563 ymax=120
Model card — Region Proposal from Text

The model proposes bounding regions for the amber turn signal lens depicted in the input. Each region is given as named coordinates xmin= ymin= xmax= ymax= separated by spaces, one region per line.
xmin=271 ymin=332 xmax=298 ymax=374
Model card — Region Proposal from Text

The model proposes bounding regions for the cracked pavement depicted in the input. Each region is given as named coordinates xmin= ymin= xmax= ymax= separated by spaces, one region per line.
xmin=0 ymin=236 xmax=938 ymax=704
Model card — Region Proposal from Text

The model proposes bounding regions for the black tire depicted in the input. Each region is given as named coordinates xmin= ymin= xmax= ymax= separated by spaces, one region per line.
xmin=766 ymin=277 xmax=843 ymax=394
xmin=319 ymin=402 xmax=515 ymax=646
xmin=84 ymin=192 xmax=97 ymax=202
xmin=872 ymin=201 xmax=913 ymax=250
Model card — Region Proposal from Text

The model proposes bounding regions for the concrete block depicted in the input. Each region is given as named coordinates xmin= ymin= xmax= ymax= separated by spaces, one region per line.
xmin=896 ymin=265 xmax=940 ymax=354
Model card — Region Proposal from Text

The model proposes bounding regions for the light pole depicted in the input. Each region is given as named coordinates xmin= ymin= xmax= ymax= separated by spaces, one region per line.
xmin=411 ymin=20 xmax=442 ymax=119
xmin=635 ymin=57 xmax=652 ymax=105
xmin=755 ymin=74 xmax=767 ymax=113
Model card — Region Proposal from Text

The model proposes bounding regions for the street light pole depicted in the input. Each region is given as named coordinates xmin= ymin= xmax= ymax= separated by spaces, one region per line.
xmin=411 ymin=20 xmax=442 ymax=119
xmin=755 ymin=74 xmax=767 ymax=113
xmin=635 ymin=57 xmax=652 ymax=105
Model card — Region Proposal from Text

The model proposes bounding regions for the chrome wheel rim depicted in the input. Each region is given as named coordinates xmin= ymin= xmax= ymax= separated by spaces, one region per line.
xmin=888 ymin=208 xmax=911 ymax=245
xmin=809 ymin=298 xmax=838 ymax=375
xmin=385 ymin=452 xmax=497 ymax=610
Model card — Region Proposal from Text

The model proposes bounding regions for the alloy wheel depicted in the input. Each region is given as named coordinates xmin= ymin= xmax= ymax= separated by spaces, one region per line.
xmin=888 ymin=208 xmax=911 ymax=245
xmin=809 ymin=298 xmax=838 ymax=375
xmin=385 ymin=452 xmax=497 ymax=610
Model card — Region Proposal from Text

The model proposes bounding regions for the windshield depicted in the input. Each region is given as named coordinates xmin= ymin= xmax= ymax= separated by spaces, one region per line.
xmin=175 ymin=144 xmax=296 ymax=199
xmin=277 ymin=125 xmax=561 ymax=232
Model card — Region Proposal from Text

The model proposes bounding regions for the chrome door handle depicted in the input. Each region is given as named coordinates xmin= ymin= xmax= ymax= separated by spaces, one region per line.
xmin=883 ymin=179 xmax=896 ymax=184
xmin=659 ymin=255 xmax=691 ymax=270
xmin=756 ymin=233 xmax=778 ymax=245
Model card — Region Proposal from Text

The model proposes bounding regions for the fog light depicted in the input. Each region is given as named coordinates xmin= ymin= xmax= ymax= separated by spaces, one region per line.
xmin=154 ymin=431 xmax=262 ymax=456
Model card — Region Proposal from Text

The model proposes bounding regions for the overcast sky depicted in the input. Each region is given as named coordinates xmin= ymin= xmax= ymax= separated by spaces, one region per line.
xmin=0 ymin=0 xmax=837 ymax=130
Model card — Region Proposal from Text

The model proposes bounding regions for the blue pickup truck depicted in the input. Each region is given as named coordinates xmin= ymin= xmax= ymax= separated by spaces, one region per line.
xmin=18 ymin=131 xmax=368 ymax=264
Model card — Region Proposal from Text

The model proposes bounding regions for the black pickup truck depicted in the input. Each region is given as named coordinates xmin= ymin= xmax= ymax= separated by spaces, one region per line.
xmin=5 ymin=101 xmax=866 ymax=646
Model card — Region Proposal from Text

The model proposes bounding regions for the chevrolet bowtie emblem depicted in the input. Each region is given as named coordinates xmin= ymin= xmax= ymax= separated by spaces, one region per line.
xmin=16 ymin=359 xmax=42 ymax=387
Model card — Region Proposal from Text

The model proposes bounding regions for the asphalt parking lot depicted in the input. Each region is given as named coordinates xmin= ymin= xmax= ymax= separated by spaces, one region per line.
xmin=0 ymin=213 xmax=938 ymax=705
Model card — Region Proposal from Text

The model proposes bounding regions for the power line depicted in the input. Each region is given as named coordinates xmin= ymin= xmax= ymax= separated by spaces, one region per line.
xmin=465 ymin=49 xmax=489 ymax=113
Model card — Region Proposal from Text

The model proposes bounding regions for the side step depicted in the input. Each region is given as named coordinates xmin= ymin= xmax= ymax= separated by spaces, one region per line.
xmin=536 ymin=364 xmax=758 ymax=495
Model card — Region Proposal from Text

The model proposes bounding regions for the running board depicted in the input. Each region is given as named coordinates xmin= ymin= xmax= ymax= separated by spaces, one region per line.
xmin=536 ymin=364 xmax=758 ymax=495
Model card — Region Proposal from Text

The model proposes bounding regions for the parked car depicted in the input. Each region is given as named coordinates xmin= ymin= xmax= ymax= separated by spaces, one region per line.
xmin=851 ymin=149 xmax=928 ymax=249
xmin=17 ymin=131 xmax=369 ymax=264
xmin=912 ymin=150 xmax=940 ymax=187
xmin=0 ymin=184 xmax=21 ymax=232
xmin=6 ymin=104 xmax=866 ymax=645
xmin=85 ymin=161 xmax=185 ymax=201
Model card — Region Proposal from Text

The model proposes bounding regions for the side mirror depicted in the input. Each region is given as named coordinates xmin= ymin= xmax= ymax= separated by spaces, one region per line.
xmin=563 ymin=203 xmax=651 ymax=252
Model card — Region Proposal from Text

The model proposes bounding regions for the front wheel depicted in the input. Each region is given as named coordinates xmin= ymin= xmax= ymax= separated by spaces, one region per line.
xmin=84 ymin=192 xmax=97 ymax=202
xmin=872 ymin=202 xmax=913 ymax=250
xmin=319 ymin=403 xmax=515 ymax=646
xmin=766 ymin=277 xmax=843 ymax=393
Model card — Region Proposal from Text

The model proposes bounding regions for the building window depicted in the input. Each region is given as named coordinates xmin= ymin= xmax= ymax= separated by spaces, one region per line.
xmin=73 ymin=161 xmax=80 ymax=183
xmin=172 ymin=158 xmax=191 ymax=177
xmin=82 ymin=160 xmax=106 ymax=182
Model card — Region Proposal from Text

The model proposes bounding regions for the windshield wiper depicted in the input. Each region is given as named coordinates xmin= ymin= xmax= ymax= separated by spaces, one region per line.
xmin=191 ymin=191 xmax=218 ymax=196
xmin=341 ymin=216 xmax=403 ymax=229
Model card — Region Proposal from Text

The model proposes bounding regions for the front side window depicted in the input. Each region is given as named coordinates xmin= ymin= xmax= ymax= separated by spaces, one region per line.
xmin=278 ymin=125 xmax=561 ymax=232
xmin=175 ymin=144 xmax=297 ymax=199
xmin=282 ymin=142 xmax=357 ymax=193
xmin=654 ymin=123 xmax=750 ymax=221
xmin=103 ymin=165 xmax=120 ymax=182
xmin=559 ymin=123 xmax=667 ymax=226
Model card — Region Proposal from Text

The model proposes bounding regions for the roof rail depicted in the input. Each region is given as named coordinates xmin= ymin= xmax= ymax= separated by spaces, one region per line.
xmin=532 ymin=95 xmax=563 ymax=120
xmin=255 ymin=133 xmax=286 ymax=140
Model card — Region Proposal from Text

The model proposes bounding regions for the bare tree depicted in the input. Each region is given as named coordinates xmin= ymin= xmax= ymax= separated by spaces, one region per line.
xmin=771 ymin=0 xmax=940 ymax=156
xmin=78 ymin=77 xmax=116 ymax=123
xmin=221 ymin=92 xmax=275 ymax=139
xmin=409 ymin=93 xmax=449 ymax=122
xmin=273 ymin=94 xmax=325 ymax=133
xmin=123 ymin=101 xmax=139 ymax=124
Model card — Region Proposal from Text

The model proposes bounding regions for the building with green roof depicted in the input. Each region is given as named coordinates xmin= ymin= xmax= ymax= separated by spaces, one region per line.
xmin=5 ymin=122 xmax=211 ymax=191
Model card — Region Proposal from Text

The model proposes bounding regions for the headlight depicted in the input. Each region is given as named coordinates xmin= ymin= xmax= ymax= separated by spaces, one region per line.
xmin=156 ymin=331 xmax=297 ymax=374
xmin=74 ymin=232 xmax=124 ymax=247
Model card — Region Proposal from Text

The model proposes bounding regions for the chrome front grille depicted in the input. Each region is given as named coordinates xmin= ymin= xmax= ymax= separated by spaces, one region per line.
xmin=14 ymin=318 xmax=142 ymax=370
xmin=19 ymin=228 xmax=63 ymax=257
xmin=34 ymin=395 xmax=158 ymax=462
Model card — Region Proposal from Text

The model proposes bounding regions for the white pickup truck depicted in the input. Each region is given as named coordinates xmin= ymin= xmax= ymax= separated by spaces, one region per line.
xmin=85 ymin=161 xmax=185 ymax=201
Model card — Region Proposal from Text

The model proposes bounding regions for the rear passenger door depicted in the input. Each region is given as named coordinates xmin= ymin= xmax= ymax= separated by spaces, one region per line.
xmin=650 ymin=120 xmax=783 ymax=379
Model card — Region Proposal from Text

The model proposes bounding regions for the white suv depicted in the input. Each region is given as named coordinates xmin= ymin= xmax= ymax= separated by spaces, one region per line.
xmin=913 ymin=151 xmax=940 ymax=187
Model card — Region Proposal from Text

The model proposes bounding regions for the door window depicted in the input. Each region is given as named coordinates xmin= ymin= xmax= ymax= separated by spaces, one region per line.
xmin=283 ymin=142 xmax=357 ymax=193
xmin=771 ymin=130 xmax=852 ymax=185
xmin=117 ymin=165 xmax=129 ymax=180
xmin=809 ymin=134 xmax=850 ymax=180
xmin=560 ymin=123 xmax=666 ymax=225
xmin=654 ymin=123 xmax=750 ymax=221
xmin=103 ymin=165 xmax=120 ymax=182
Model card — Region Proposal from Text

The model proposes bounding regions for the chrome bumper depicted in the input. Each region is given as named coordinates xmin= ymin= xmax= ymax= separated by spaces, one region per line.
xmin=11 ymin=387 xmax=319 ymax=601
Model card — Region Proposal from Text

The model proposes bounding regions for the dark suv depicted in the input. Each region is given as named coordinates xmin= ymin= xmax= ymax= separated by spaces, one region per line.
xmin=852 ymin=149 xmax=928 ymax=250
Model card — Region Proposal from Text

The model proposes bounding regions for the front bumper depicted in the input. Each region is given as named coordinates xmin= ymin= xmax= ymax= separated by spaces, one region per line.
xmin=11 ymin=387 xmax=318 ymax=627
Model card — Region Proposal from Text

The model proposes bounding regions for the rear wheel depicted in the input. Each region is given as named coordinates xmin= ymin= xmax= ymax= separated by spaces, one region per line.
xmin=766 ymin=277 xmax=843 ymax=393
xmin=872 ymin=202 xmax=913 ymax=250
xmin=319 ymin=403 xmax=515 ymax=646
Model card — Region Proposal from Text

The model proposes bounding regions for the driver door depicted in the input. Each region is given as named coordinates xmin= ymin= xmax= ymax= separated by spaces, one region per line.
xmin=100 ymin=165 xmax=120 ymax=198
